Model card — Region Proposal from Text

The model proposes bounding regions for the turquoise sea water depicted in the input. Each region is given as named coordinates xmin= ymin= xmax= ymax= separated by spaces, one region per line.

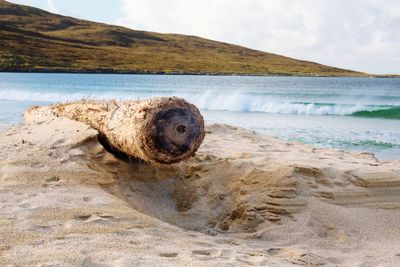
xmin=0 ymin=73 xmax=399 ymax=159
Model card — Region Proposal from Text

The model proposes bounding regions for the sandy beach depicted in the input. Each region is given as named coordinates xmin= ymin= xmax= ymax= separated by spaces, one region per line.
xmin=0 ymin=109 xmax=400 ymax=266
xmin=1 ymin=0 xmax=400 ymax=265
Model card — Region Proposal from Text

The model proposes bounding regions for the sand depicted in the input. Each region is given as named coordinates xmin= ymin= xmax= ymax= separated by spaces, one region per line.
xmin=0 ymin=111 xmax=400 ymax=266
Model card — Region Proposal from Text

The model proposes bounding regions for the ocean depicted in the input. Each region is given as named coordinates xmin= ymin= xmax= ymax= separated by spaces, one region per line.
xmin=0 ymin=73 xmax=399 ymax=159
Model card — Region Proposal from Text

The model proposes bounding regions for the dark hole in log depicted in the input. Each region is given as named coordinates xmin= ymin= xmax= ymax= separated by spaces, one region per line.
xmin=152 ymin=108 xmax=201 ymax=156
xmin=176 ymin=124 xmax=187 ymax=134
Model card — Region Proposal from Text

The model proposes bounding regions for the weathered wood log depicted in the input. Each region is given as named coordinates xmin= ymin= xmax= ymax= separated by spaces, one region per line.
xmin=38 ymin=97 xmax=205 ymax=164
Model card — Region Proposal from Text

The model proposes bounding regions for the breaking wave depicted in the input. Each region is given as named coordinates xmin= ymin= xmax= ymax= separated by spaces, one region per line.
xmin=352 ymin=107 xmax=400 ymax=120
xmin=193 ymin=91 xmax=400 ymax=119
xmin=0 ymin=89 xmax=399 ymax=119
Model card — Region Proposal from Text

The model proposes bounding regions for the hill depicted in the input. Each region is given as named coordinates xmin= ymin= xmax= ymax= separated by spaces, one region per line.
xmin=0 ymin=0 xmax=367 ymax=76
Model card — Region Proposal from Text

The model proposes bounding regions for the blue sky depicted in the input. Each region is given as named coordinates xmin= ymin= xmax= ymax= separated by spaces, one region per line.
xmin=8 ymin=0 xmax=400 ymax=74
xmin=10 ymin=0 xmax=122 ymax=24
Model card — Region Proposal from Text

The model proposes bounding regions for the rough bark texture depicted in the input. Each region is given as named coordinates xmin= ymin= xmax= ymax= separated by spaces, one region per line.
xmin=28 ymin=97 xmax=205 ymax=164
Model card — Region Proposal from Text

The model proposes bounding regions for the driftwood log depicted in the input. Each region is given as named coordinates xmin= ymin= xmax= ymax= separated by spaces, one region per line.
xmin=44 ymin=97 xmax=205 ymax=164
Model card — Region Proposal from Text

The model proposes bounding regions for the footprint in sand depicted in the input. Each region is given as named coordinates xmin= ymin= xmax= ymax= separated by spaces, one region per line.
xmin=266 ymin=247 xmax=283 ymax=256
xmin=192 ymin=249 xmax=212 ymax=256
xmin=285 ymin=252 xmax=326 ymax=266
xmin=82 ymin=196 xmax=91 ymax=202
xmin=159 ymin=252 xmax=179 ymax=258
xmin=46 ymin=175 xmax=60 ymax=183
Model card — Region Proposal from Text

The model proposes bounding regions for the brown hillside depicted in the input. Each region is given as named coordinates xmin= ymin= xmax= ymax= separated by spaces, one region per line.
xmin=0 ymin=0 xmax=367 ymax=76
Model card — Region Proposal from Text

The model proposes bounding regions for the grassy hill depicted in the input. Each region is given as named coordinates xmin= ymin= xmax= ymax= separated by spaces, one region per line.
xmin=0 ymin=0 xmax=367 ymax=76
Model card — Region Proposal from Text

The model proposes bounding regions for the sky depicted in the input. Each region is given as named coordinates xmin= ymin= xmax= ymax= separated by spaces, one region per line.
xmin=8 ymin=0 xmax=400 ymax=74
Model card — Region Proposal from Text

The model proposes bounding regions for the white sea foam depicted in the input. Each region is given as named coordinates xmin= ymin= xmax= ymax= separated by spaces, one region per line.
xmin=0 ymin=89 xmax=85 ymax=102
xmin=190 ymin=91 xmax=370 ymax=115
xmin=0 ymin=89 xmax=380 ymax=116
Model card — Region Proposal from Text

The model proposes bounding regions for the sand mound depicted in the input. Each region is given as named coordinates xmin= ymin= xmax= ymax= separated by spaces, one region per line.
xmin=1 ymin=113 xmax=400 ymax=266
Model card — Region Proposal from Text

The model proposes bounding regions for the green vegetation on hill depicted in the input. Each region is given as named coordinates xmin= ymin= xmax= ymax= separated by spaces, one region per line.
xmin=0 ymin=0 xmax=367 ymax=76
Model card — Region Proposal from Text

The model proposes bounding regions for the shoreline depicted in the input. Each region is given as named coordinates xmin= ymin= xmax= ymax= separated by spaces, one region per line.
xmin=1 ymin=70 xmax=398 ymax=78
xmin=0 ymin=70 xmax=376 ymax=78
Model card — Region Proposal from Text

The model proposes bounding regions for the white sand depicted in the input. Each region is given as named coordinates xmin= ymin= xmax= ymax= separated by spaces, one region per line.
xmin=0 ymin=111 xmax=400 ymax=266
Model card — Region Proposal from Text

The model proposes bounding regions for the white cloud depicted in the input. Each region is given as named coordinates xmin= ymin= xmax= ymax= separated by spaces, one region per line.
xmin=47 ymin=0 xmax=59 ymax=13
xmin=8 ymin=0 xmax=59 ymax=14
xmin=116 ymin=0 xmax=400 ymax=74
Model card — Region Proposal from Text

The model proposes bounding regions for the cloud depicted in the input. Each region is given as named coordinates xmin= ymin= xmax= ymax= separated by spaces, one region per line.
xmin=47 ymin=0 xmax=59 ymax=13
xmin=117 ymin=0 xmax=400 ymax=74
xmin=7 ymin=0 xmax=59 ymax=14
